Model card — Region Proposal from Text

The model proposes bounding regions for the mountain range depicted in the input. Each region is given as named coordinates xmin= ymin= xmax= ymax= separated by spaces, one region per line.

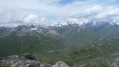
xmin=1 ymin=21 xmax=119 ymax=67
xmin=1 ymin=21 xmax=119 ymax=42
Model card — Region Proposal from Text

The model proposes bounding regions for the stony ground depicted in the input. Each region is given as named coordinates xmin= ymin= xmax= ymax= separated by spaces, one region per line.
xmin=0 ymin=55 xmax=69 ymax=67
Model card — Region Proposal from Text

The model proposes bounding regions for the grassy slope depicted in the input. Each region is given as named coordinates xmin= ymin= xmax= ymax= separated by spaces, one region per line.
xmin=0 ymin=34 xmax=65 ymax=57
xmin=39 ymin=38 xmax=119 ymax=67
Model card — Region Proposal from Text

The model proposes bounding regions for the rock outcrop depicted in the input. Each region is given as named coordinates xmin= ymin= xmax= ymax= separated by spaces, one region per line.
xmin=53 ymin=61 xmax=69 ymax=67
xmin=0 ymin=55 xmax=69 ymax=67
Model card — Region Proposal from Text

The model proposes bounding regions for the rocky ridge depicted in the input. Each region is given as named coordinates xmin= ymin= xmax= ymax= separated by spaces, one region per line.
xmin=0 ymin=55 xmax=69 ymax=67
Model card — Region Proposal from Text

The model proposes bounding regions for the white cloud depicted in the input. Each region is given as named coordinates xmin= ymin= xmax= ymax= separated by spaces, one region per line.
xmin=23 ymin=14 xmax=48 ymax=25
xmin=24 ymin=14 xmax=38 ymax=23
xmin=0 ymin=0 xmax=119 ymax=26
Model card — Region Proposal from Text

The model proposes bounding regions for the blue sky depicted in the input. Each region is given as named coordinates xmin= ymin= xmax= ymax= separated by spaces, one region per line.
xmin=59 ymin=0 xmax=75 ymax=5
xmin=0 ymin=0 xmax=119 ymax=26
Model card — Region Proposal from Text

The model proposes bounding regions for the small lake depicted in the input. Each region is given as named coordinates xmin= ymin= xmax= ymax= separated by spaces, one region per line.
xmin=43 ymin=51 xmax=60 ymax=57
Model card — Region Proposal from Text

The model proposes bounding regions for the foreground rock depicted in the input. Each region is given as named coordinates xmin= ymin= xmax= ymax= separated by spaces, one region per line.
xmin=0 ymin=55 xmax=69 ymax=67
xmin=53 ymin=61 xmax=69 ymax=67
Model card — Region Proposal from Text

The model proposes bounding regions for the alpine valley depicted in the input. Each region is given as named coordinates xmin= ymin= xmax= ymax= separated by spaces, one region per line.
xmin=1 ymin=20 xmax=119 ymax=67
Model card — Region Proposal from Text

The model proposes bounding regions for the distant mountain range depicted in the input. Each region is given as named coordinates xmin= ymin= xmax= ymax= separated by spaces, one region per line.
xmin=0 ymin=22 xmax=119 ymax=56
xmin=1 ymin=21 xmax=119 ymax=42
